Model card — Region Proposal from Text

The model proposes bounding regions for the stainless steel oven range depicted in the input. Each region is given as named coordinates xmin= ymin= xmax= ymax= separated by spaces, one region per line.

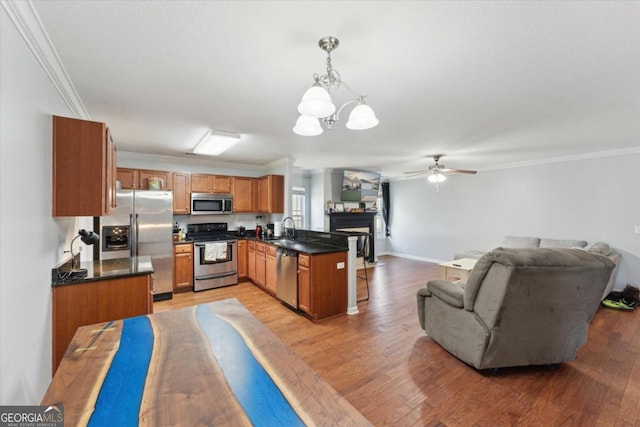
xmin=187 ymin=222 xmax=238 ymax=291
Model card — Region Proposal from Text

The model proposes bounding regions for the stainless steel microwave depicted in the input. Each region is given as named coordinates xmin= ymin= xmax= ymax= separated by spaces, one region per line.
xmin=191 ymin=193 xmax=233 ymax=215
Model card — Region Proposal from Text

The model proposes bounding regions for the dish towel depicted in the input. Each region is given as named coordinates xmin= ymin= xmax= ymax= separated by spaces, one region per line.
xmin=216 ymin=242 xmax=228 ymax=260
xmin=204 ymin=242 xmax=228 ymax=261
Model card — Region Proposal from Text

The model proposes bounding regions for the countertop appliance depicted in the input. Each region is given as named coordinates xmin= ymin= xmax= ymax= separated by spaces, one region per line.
xmin=276 ymin=248 xmax=299 ymax=309
xmin=187 ymin=222 xmax=238 ymax=291
xmin=191 ymin=193 xmax=232 ymax=215
xmin=94 ymin=190 xmax=174 ymax=301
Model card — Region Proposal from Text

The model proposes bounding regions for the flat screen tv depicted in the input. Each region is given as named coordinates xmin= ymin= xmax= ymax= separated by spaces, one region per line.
xmin=341 ymin=170 xmax=381 ymax=202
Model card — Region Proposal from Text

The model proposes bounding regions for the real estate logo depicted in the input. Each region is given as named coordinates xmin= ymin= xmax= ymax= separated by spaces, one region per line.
xmin=0 ymin=405 xmax=63 ymax=427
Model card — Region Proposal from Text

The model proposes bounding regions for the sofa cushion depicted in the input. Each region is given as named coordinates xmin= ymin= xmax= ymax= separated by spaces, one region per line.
xmin=585 ymin=241 xmax=612 ymax=256
xmin=500 ymin=236 xmax=540 ymax=248
xmin=540 ymin=238 xmax=588 ymax=248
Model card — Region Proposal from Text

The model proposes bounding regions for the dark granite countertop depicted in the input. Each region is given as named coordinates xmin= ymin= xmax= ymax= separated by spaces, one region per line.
xmin=244 ymin=234 xmax=348 ymax=255
xmin=265 ymin=239 xmax=347 ymax=255
xmin=52 ymin=256 xmax=154 ymax=287
xmin=173 ymin=239 xmax=193 ymax=245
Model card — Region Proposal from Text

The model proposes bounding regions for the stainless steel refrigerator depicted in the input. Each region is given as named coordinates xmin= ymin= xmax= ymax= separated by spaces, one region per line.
xmin=94 ymin=190 xmax=174 ymax=301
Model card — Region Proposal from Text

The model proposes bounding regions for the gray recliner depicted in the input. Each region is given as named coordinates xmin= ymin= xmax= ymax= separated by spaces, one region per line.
xmin=417 ymin=248 xmax=614 ymax=370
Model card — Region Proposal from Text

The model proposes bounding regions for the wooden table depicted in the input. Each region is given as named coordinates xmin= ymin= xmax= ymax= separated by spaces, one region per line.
xmin=439 ymin=258 xmax=478 ymax=282
xmin=42 ymin=298 xmax=371 ymax=426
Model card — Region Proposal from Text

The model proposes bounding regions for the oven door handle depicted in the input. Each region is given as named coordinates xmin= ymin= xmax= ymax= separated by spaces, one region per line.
xmin=195 ymin=271 xmax=237 ymax=281
xmin=194 ymin=241 xmax=235 ymax=247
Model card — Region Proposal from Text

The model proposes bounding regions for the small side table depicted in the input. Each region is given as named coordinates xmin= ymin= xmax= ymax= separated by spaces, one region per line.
xmin=439 ymin=258 xmax=478 ymax=282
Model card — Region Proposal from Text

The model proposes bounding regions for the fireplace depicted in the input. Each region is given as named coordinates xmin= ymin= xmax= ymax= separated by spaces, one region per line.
xmin=328 ymin=212 xmax=375 ymax=263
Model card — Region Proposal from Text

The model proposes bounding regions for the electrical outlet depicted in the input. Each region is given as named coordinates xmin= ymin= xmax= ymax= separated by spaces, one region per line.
xmin=337 ymin=262 xmax=345 ymax=269
xmin=635 ymin=225 xmax=640 ymax=234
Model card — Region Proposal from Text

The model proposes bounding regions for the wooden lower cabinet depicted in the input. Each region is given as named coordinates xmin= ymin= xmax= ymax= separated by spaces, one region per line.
xmin=298 ymin=254 xmax=311 ymax=314
xmin=52 ymin=274 xmax=152 ymax=374
xmin=237 ymin=240 xmax=248 ymax=279
xmin=255 ymin=242 xmax=266 ymax=287
xmin=248 ymin=241 xmax=256 ymax=281
xmin=297 ymin=251 xmax=348 ymax=321
xmin=173 ymin=242 xmax=194 ymax=292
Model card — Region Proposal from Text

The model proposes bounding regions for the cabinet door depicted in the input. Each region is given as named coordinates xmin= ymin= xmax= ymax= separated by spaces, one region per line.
xmin=257 ymin=175 xmax=285 ymax=213
xmin=237 ymin=240 xmax=248 ymax=279
xmin=53 ymin=116 xmax=115 ymax=217
xmin=191 ymin=174 xmax=212 ymax=193
xmin=232 ymin=177 xmax=254 ymax=213
xmin=255 ymin=242 xmax=266 ymax=287
xmin=257 ymin=176 xmax=269 ymax=213
xmin=117 ymin=168 xmax=139 ymax=189
xmin=265 ymin=245 xmax=277 ymax=295
xmin=172 ymin=172 xmax=191 ymax=214
xmin=139 ymin=169 xmax=172 ymax=190
xmin=173 ymin=243 xmax=193 ymax=292
xmin=213 ymin=175 xmax=232 ymax=193
xmin=298 ymin=263 xmax=311 ymax=315
xmin=248 ymin=242 xmax=256 ymax=281
xmin=105 ymin=130 xmax=117 ymax=213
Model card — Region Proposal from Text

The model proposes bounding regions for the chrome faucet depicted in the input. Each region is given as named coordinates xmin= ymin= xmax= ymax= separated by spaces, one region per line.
xmin=282 ymin=216 xmax=296 ymax=240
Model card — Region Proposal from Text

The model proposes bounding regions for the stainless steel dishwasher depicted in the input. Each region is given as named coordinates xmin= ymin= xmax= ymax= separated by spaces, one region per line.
xmin=276 ymin=247 xmax=298 ymax=309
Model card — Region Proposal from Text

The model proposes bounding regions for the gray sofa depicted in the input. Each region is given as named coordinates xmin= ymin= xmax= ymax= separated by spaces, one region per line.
xmin=417 ymin=247 xmax=615 ymax=370
xmin=454 ymin=235 xmax=621 ymax=299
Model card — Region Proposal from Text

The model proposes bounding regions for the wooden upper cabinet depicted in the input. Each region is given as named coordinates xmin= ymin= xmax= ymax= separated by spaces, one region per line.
xmin=232 ymin=176 xmax=255 ymax=213
xmin=116 ymin=168 xmax=138 ymax=189
xmin=191 ymin=174 xmax=232 ymax=194
xmin=172 ymin=172 xmax=191 ymax=214
xmin=213 ymin=175 xmax=232 ymax=193
xmin=139 ymin=170 xmax=172 ymax=190
xmin=53 ymin=115 xmax=117 ymax=217
xmin=118 ymin=168 xmax=171 ymax=190
xmin=191 ymin=174 xmax=211 ymax=193
xmin=257 ymin=175 xmax=284 ymax=213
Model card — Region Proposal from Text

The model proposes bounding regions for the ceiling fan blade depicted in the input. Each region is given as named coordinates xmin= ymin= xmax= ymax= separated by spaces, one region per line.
xmin=440 ymin=168 xmax=477 ymax=174
xmin=403 ymin=170 xmax=429 ymax=175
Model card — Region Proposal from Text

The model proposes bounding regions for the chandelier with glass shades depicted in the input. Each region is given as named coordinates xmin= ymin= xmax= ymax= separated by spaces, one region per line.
xmin=293 ymin=37 xmax=379 ymax=136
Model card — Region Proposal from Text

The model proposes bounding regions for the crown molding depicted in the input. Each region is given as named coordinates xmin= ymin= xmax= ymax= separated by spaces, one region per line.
xmin=479 ymin=146 xmax=640 ymax=172
xmin=1 ymin=0 xmax=89 ymax=119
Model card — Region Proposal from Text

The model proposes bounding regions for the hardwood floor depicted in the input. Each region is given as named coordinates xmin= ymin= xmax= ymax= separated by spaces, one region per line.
xmin=155 ymin=255 xmax=640 ymax=426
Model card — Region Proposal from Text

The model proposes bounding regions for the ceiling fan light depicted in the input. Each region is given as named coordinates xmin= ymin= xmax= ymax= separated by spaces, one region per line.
xmin=297 ymin=84 xmax=336 ymax=118
xmin=427 ymin=172 xmax=446 ymax=183
xmin=346 ymin=103 xmax=379 ymax=130
xmin=293 ymin=115 xmax=323 ymax=136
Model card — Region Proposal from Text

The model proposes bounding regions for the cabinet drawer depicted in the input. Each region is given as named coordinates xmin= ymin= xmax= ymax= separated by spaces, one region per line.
xmin=299 ymin=254 xmax=310 ymax=268
xmin=248 ymin=241 xmax=256 ymax=250
xmin=266 ymin=245 xmax=277 ymax=257
xmin=256 ymin=242 xmax=266 ymax=253
xmin=174 ymin=243 xmax=193 ymax=254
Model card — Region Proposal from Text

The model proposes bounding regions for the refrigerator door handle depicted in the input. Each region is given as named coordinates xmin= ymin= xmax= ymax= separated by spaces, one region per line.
xmin=135 ymin=213 xmax=140 ymax=257
xmin=129 ymin=213 xmax=135 ymax=257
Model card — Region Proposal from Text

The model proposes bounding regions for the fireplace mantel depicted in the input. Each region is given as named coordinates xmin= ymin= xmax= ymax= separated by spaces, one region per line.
xmin=328 ymin=212 xmax=376 ymax=262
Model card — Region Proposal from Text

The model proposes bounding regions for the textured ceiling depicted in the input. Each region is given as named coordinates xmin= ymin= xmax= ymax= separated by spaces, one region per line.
xmin=32 ymin=1 xmax=640 ymax=177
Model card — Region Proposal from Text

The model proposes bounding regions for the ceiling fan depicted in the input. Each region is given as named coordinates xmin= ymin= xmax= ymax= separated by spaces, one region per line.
xmin=404 ymin=155 xmax=477 ymax=183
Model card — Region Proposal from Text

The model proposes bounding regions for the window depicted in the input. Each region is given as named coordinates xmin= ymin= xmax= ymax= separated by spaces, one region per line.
xmin=291 ymin=186 xmax=306 ymax=229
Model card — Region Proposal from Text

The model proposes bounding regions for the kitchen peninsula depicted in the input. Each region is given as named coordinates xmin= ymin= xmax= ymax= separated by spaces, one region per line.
xmin=50 ymin=256 xmax=154 ymax=373
xmin=245 ymin=229 xmax=350 ymax=321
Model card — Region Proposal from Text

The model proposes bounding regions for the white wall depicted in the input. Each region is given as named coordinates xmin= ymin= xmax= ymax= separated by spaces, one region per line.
xmin=0 ymin=6 xmax=92 ymax=404
xmin=387 ymin=152 xmax=640 ymax=290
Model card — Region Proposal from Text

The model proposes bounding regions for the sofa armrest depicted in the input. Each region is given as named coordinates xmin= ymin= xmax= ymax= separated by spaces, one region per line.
xmin=427 ymin=279 xmax=465 ymax=308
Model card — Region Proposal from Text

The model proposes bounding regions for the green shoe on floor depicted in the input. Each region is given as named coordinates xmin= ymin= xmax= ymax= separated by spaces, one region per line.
xmin=602 ymin=299 xmax=634 ymax=311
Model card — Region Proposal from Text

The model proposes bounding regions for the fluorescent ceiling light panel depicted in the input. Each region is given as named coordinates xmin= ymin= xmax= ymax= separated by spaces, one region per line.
xmin=193 ymin=129 xmax=241 ymax=156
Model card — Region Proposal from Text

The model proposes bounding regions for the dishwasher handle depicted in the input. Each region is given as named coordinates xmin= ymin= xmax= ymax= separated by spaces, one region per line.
xmin=277 ymin=248 xmax=298 ymax=258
